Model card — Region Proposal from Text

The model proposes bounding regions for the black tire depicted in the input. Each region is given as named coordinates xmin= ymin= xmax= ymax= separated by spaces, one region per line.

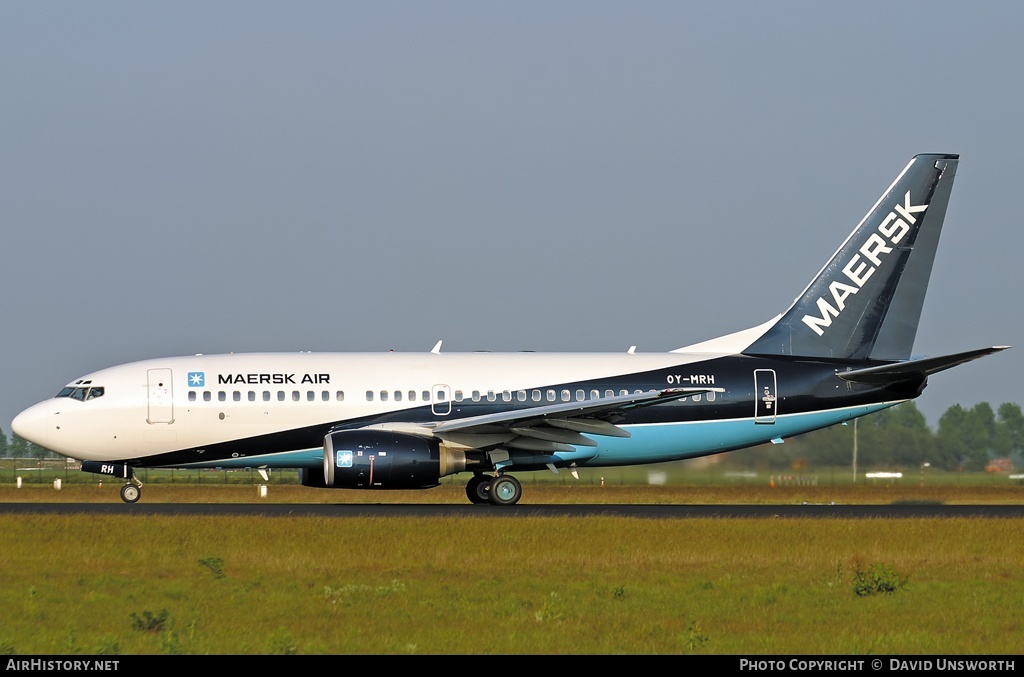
xmin=466 ymin=475 xmax=492 ymax=504
xmin=489 ymin=475 xmax=522 ymax=506
xmin=120 ymin=483 xmax=141 ymax=504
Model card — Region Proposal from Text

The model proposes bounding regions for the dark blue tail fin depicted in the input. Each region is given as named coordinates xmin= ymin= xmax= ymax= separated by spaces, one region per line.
xmin=743 ymin=153 xmax=959 ymax=361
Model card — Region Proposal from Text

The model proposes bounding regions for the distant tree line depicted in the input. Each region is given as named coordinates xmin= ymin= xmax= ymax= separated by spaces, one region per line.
xmin=0 ymin=428 xmax=54 ymax=460
xmin=727 ymin=401 xmax=1024 ymax=472
xmin=2 ymin=400 xmax=1023 ymax=471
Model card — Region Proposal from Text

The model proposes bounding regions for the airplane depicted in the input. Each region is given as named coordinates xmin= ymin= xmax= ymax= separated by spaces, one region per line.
xmin=12 ymin=153 xmax=1009 ymax=505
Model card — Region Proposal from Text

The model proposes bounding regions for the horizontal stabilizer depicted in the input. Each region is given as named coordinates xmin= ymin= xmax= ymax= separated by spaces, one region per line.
xmin=837 ymin=346 xmax=1010 ymax=385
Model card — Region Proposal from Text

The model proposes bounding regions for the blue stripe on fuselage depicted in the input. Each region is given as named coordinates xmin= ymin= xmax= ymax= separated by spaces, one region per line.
xmin=170 ymin=447 xmax=324 ymax=470
xmin=557 ymin=401 xmax=900 ymax=468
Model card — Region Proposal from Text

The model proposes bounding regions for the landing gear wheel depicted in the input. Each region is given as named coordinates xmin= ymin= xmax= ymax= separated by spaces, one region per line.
xmin=489 ymin=475 xmax=522 ymax=506
xmin=120 ymin=483 xmax=141 ymax=504
xmin=466 ymin=474 xmax=492 ymax=504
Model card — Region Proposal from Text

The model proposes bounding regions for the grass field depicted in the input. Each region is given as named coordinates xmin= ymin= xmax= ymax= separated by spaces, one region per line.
xmin=1 ymin=474 xmax=1022 ymax=656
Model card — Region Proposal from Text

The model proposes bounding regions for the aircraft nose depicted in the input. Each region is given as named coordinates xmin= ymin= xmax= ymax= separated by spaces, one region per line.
xmin=12 ymin=401 xmax=52 ymax=449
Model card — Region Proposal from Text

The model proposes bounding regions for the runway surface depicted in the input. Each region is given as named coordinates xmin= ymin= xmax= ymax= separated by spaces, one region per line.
xmin=2 ymin=503 xmax=1023 ymax=518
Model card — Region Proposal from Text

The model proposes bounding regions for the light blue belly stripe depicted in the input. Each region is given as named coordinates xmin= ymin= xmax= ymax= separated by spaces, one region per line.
xmin=175 ymin=448 xmax=324 ymax=470
xmin=565 ymin=402 xmax=900 ymax=467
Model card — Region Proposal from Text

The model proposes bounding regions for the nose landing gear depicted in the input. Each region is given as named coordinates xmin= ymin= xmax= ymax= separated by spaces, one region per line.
xmin=119 ymin=477 xmax=143 ymax=504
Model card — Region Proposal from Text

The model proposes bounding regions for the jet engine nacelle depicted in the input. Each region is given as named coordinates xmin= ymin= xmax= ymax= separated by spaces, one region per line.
xmin=315 ymin=430 xmax=467 ymax=490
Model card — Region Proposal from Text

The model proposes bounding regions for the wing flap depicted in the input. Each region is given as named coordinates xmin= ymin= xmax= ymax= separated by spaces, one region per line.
xmin=509 ymin=426 xmax=599 ymax=447
xmin=545 ymin=418 xmax=631 ymax=438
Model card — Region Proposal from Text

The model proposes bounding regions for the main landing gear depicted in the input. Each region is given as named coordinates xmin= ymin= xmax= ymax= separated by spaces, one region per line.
xmin=465 ymin=473 xmax=523 ymax=506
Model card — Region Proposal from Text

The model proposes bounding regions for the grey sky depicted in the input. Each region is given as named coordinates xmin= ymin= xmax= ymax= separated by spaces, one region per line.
xmin=1 ymin=2 xmax=1020 ymax=437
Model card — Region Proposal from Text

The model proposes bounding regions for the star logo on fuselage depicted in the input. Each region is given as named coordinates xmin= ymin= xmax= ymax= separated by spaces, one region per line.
xmin=188 ymin=372 xmax=205 ymax=387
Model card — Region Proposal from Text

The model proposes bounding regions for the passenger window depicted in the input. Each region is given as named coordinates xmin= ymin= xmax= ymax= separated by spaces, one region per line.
xmin=394 ymin=391 xmax=402 ymax=402
xmin=454 ymin=390 xmax=463 ymax=402
xmin=204 ymin=391 xmax=212 ymax=402
xmin=502 ymin=390 xmax=511 ymax=402
xmin=422 ymin=390 xmax=430 ymax=401
xmin=292 ymin=391 xmax=300 ymax=402
xmin=188 ymin=391 xmax=196 ymax=402
xmin=248 ymin=391 xmax=256 ymax=402
xmin=606 ymin=390 xmax=614 ymax=398
xmin=322 ymin=391 xmax=330 ymax=401
xmin=517 ymin=390 xmax=526 ymax=402
xmin=576 ymin=389 xmax=585 ymax=401
xmin=547 ymin=389 xmax=556 ymax=402
xmin=693 ymin=393 xmax=702 ymax=402
xmin=472 ymin=390 xmax=481 ymax=402
xmin=487 ymin=390 xmax=496 ymax=402
xmin=380 ymin=390 xmax=388 ymax=402
xmin=218 ymin=391 xmax=226 ymax=402
xmin=561 ymin=390 xmax=570 ymax=402
xmin=591 ymin=390 xmax=600 ymax=399
xmin=337 ymin=391 xmax=345 ymax=401
xmin=408 ymin=390 xmax=416 ymax=402
xmin=307 ymin=391 xmax=315 ymax=402
xmin=707 ymin=391 xmax=716 ymax=402
xmin=532 ymin=390 xmax=541 ymax=402
xmin=277 ymin=391 xmax=285 ymax=401
xmin=263 ymin=391 xmax=271 ymax=401
xmin=366 ymin=391 xmax=374 ymax=401
xmin=233 ymin=391 xmax=241 ymax=402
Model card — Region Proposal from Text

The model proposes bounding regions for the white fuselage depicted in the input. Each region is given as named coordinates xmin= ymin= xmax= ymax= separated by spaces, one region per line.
xmin=13 ymin=350 xmax=715 ymax=464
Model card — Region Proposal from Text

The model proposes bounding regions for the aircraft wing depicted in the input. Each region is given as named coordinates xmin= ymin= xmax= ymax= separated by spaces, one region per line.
xmin=837 ymin=346 xmax=1010 ymax=385
xmin=424 ymin=387 xmax=721 ymax=445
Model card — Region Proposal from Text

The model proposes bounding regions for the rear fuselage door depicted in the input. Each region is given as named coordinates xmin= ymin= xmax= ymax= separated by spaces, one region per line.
xmin=754 ymin=369 xmax=777 ymax=424
xmin=147 ymin=368 xmax=174 ymax=424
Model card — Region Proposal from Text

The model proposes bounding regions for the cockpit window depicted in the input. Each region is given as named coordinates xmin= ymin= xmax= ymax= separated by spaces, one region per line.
xmin=56 ymin=386 xmax=105 ymax=401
